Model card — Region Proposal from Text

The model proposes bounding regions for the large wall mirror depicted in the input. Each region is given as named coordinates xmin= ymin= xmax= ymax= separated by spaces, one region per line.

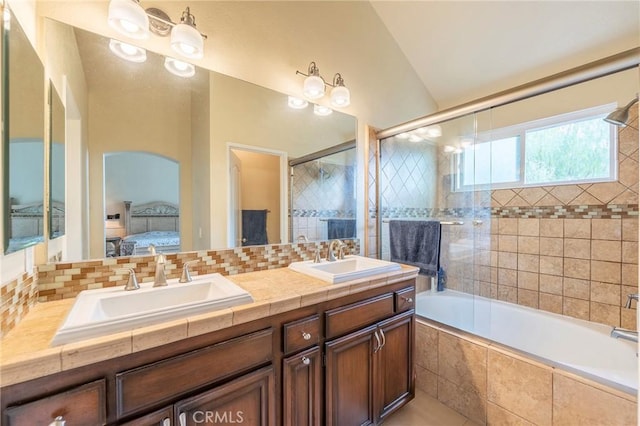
xmin=43 ymin=19 xmax=356 ymax=260
xmin=49 ymin=81 xmax=65 ymax=240
xmin=2 ymin=5 xmax=45 ymax=254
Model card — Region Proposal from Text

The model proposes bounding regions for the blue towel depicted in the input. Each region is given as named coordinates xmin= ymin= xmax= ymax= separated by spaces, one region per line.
xmin=389 ymin=220 xmax=441 ymax=276
xmin=242 ymin=210 xmax=268 ymax=246
xmin=327 ymin=219 xmax=356 ymax=239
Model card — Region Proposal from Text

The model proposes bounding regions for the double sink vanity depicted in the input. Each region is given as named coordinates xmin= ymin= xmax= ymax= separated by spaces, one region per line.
xmin=1 ymin=255 xmax=418 ymax=425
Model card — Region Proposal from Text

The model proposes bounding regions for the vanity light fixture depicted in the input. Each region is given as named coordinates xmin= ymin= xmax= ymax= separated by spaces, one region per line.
xmin=288 ymin=96 xmax=309 ymax=109
xmin=313 ymin=104 xmax=333 ymax=116
xmin=164 ymin=57 xmax=195 ymax=78
xmin=108 ymin=0 xmax=149 ymax=39
xmin=170 ymin=7 xmax=203 ymax=59
xmin=107 ymin=0 xmax=207 ymax=60
xmin=109 ymin=39 xmax=147 ymax=63
xmin=296 ymin=61 xmax=351 ymax=107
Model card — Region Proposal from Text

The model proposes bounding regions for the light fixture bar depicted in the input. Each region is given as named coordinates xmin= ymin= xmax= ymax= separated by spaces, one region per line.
xmin=144 ymin=7 xmax=207 ymax=39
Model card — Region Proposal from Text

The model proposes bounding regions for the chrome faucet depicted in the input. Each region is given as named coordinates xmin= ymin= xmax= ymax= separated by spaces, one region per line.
xmin=154 ymin=254 xmax=168 ymax=287
xmin=123 ymin=268 xmax=140 ymax=291
xmin=179 ymin=260 xmax=197 ymax=283
xmin=328 ymin=239 xmax=345 ymax=262
xmin=625 ymin=294 xmax=639 ymax=309
xmin=611 ymin=328 xmax=638 ymax=342
xmin=297 ymin=235 xmax=309 ymax=243
xmin=610 ymin=293 xmax=639 ymax=343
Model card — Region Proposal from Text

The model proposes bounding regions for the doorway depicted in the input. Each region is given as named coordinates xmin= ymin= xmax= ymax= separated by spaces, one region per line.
xmin=227 ymin=144 xmax=288 ymax=247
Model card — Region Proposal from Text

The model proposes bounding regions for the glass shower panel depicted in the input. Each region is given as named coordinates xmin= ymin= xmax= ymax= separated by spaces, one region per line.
xmin=290 ymin=148 xmax=357 ymax=242
xmin=378 ymin=113 xmax=478 ymax=326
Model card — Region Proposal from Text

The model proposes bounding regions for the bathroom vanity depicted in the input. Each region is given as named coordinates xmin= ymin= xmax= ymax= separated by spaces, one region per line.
xmin=0 ymin=267 xmax=417 ymax=425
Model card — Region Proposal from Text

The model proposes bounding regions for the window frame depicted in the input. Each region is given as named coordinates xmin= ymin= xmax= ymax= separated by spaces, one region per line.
xmin=453 ymin=103 xmax=618 ymax=192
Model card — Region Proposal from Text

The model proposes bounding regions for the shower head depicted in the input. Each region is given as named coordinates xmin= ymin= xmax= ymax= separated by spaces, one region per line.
xmin=604 ymin=96 xmax=639 ymax=127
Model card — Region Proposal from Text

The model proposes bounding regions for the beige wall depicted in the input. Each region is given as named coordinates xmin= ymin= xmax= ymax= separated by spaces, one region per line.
xmin=234 ymin=150 xmax=281 ymax=244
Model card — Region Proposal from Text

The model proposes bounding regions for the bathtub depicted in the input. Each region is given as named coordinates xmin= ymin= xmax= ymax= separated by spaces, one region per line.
xmin=416 ymin=289 xmax=638 ymax=394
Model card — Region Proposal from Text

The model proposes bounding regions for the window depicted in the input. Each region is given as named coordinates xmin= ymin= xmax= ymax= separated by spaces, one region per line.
xmin=455 ymin=104 xmax=617 ymax=190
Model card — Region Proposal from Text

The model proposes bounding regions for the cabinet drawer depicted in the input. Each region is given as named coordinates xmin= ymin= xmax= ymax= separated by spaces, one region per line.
xmin=283 ymin=315 xmax=320 ymax=355
xmin=116 ymin=328 xmax=273 ymax=419
xmin=395 ymin=287 xmax=415 ymax=312
xmin=120 ymin=406 xmax=173 ymax=426
xmin=4 ymin=379 xmax=106 ymax=426
xmin=325 ymin=293 xmax=394 ymax=339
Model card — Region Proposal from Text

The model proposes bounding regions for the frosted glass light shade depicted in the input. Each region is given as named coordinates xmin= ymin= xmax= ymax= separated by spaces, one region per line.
xmin=108 ymin=0 xmax=149 ymax=39
xmin=313 ymin=104 xmax=333 ymax=116
xmin=303 ymin=75 xmax=325 ymax=100
xmin=288 ymin=96 xmax=308 ymax=109
xmin=330 ymin=85 xmax=350 ymax=107
xmin=164 ymin=57 xmax=195 ymax=78
xmin=171 ymin=23 xmax=204 ymax=59
xmin=109 ymin=39 xmax=147 ymax=63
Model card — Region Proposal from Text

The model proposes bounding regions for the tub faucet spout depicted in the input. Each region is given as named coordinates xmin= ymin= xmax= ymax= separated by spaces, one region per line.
xmin=610 ymin=327 xmax=638 ymax=343
xmin=624 ymin=294 xmax=639 ymax=309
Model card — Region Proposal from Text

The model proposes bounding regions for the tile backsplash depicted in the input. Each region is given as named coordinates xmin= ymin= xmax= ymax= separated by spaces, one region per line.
xmin=1 ymin=240 xmax=359 ymax=336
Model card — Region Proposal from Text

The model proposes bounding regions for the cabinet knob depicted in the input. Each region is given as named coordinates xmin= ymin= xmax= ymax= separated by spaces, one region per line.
xmin=302 ymin=356 xmax=311 ymax=365
xmin=49 ymin=417 xmax=66 ymax=426
xmin=162 ymin=418 xmax=171 ymax=426
xmin=403 ymin=296 xmax=413 ymax=303
xmin=302 ymin=331 xmax=312 ymax=340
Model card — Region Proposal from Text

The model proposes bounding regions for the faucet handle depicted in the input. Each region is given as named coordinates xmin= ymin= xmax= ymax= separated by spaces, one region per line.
xmin=180 ymin=260 xmax=197 ymax=283
xmin=625 ymin=294 xmax=639 ymax=309
xmin=314 ymin=247 xmax=322 ymax=263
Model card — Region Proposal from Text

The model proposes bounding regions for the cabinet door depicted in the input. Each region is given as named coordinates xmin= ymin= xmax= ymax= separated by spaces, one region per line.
xmin=283 ymin=346 xmax=322 ymax=426
xmin=3 ymin=379 xmax=106 ymax=426
xmin=325 ymin=325 xmax=378 ymax=426
xmin=375 ymin=310 xmax=415 ymax=423
xmin=174 ymin=366 xmax=275 ymax=426
xmin=121 ymin=406 xmax=173 ymax=426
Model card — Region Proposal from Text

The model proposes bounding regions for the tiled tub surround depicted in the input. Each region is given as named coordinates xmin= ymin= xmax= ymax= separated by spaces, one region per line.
xmin=416 ymin=319 xmax=637 ymax=425
xmin=1 ymin=259 xmax=416 ymax=387
xmin=0 ymin=240 xmax=359 ymax=337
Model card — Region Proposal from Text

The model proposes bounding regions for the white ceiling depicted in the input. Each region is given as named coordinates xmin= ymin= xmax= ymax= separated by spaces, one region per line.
xmin=371 ymin=1 xmax=640 ymax=110
xmin=35 ymin=1 xmax=639 ymax=129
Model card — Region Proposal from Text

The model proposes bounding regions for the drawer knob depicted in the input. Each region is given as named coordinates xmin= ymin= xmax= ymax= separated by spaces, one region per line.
xmin=302 ymin=356 xmax=311 ymax=365
xmin=403 ymin=296 xmax=413 ymax=303
xmin=49 ymin=417 xmax=66 ymax=426
xmin=302 ymin=332 xmax=312 ymax=340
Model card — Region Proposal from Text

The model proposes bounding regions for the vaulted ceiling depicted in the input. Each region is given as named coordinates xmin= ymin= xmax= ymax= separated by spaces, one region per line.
xmin=36 ymin=1 xmax=640 ymax=129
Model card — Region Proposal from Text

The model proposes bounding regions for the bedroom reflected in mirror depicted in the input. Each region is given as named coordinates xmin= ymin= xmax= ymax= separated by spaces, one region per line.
xmin=104 ymin=152 xmax=180 ymax=257
xmin=2 ymin=5 xmax=46 ymax=254
xmin=49 ymin=81 xmax=65 ymax=239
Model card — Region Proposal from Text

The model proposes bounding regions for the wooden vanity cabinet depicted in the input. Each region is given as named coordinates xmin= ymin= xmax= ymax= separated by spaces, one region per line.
xmin=282 ymin=346 xmax=322 ymax=426
xmin=324 ymin=289 xmax=415 ymax=426
xmin=1 ymin=279 xmax=416 ymax=426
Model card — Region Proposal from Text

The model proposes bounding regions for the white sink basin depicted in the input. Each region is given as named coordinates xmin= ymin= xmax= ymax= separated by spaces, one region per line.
xmin=288 ymin=255 xmax=401 ymax=284
xmin=51 ymin=273 xmax=253 ymax=346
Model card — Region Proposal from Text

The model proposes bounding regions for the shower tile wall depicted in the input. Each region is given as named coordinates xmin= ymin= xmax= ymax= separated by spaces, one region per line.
xmin=378 ymin=139 xmax=438 ymax=259
xmin=291 ymin=161 xmax=356 ymax=241
xmin=437 ymin=106 xmax=638 ymax=329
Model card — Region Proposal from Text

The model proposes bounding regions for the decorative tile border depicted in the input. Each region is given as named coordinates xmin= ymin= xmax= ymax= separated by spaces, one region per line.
xmin=37 ymin=240 xmax=360 ymax=303
xmin=0 ymin=272 xmax=38 ymax=338
xmin=291 ymin=209 xmax=355 ymax=218
xmin=491 ymin=204 xmax=639 ymax=219
xmin=370 ymin=207 xmax=492 ymax=219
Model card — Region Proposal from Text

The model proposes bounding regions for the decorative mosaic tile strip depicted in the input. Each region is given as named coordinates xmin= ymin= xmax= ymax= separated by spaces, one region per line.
xmin=291 ymin=209 xmax=355 ymax=218
xmin=491 ymin=204 xmax=639 ymax=219
xmin=1 ymin=272 xmax=38 ymax=338
xmin=371 ymin=207 xmax=492 ymax=219
xmin=37 ymin=240 xmax=360 ymax=303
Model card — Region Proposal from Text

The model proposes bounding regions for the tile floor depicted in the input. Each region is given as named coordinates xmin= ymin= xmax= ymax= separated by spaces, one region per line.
xmin=383 ymin=389 xmax=474 ymax=426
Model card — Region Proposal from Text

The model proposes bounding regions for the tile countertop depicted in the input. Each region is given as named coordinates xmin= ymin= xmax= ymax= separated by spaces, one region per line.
xmin=0 ymin=265 xmax=418 ymax=387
